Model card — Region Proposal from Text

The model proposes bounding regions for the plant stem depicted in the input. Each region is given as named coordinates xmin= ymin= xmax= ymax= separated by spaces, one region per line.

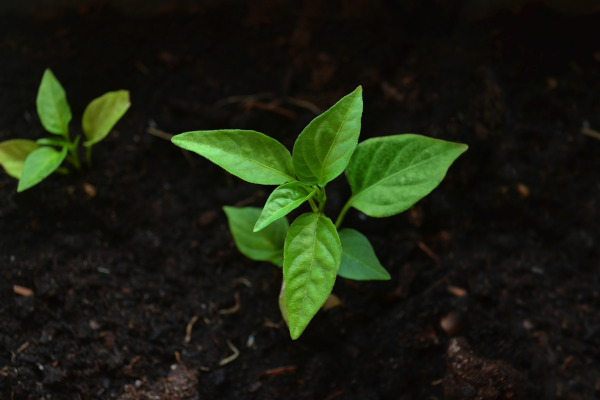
xmin=334 ymin=198 xmax=353 ymax=229
xmin=317 ymin=187 xmax=327 ymax=212
xmin=308 ymin=198 xmax=319 ymax=213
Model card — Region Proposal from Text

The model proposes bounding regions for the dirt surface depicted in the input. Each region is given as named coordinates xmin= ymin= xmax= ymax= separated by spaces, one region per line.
xmin=1 ymin=2 xmax=599 ymax=399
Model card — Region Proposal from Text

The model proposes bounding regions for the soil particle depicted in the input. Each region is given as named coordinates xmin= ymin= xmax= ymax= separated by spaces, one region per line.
xmin=443 ymin=337 xmax=525 ymax=400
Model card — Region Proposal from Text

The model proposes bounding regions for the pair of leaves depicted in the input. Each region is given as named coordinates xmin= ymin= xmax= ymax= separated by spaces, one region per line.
xmin=37 ymin=69 xmax=131 ymax=145
xmin=171 ymin=86 xmax=363 ymax=189
xmin=0 ymin=69 xmax=130 ymax=192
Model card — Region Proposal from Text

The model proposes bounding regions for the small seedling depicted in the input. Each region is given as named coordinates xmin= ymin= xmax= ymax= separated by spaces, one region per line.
xmin=0 ymin=69 xmax=130 ymax=192
xmin=172 ymin=86 xmax=467 ymax=339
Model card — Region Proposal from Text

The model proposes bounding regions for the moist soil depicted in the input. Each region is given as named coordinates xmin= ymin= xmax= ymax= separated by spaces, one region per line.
xmin=1 ymin=3 xmax=599 ymax=399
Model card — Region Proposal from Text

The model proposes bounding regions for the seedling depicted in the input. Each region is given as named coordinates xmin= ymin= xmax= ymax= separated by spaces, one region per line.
xmin=0 ymin=69 xmax=130 ymax=192
xmin=172 ymin=87 xmax=467 ymax=339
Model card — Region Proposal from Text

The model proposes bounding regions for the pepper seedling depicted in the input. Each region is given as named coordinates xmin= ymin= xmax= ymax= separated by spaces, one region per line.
xmin=0 ymin=68 xmax=130 ymax=192
xmin=172 ymin=86 xmax=467 ymax=339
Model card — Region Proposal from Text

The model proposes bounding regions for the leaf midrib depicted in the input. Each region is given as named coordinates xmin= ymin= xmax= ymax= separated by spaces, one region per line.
xmin=203 ymin=141 xmax=295 ymax=181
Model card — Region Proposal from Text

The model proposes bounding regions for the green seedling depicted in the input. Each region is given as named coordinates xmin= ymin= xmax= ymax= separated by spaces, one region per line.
xmin=0 ymin=68 xmax=130 ymax=192
xmin=172 ymin=86 xmax=467 ymax=339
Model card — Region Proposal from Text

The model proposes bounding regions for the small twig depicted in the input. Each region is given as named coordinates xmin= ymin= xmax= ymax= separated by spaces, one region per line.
xmin=219 ymin=292 xmax=241 ymax=315
xmin=581 ymin=126 xmax=600 ymax=140
xmin=184 ymin=315 xmax=199 ymax=344
xmin=324 ymin=390 xmax=345 ymax=400
xmin=218 ymin=340 xmax=240 ymax=367
xmin=13 ymin=285 xmax=34 ymax=297
xmin=146 ymin=126 xmax=173 ymax=141
xmin=285 ymin=97 xmax=322 ymax=114
xmin=417 ymin=241 xmax=441 ymax=268
xmin=258 ymin=365 xmax=297 ymax=379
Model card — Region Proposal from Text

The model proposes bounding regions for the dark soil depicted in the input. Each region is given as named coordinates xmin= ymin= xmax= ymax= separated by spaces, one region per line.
xmin=1 ymin=2 xmax=599 ymax=399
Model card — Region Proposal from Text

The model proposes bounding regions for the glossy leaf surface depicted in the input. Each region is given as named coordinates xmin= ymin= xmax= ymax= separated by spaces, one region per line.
xmin=36 ymin=69 xmax=72 ymax=136
xmin=83 ymin=90 xmax=130 ymax=146
xmin=254 ymin=181 xmax=316 ymax=232
xmin=0 ymin=140 xmax=40 ymax=179
xmin=18 ymin=146 xmax=68 ymax=192
xmin=284 ymin=213 xmax=341 ymax=339
xmin=346 ymin=134 xmax=468 ymax=217
xmin=338 ymin=228 xmax=390 ymax=280
xmin=223 ymin=206 xmax=288 ymax=266
xmin=292 ymin=86 xmax=362 ymax=186
xmin=173 ymin=130 xmax=295 ymax=185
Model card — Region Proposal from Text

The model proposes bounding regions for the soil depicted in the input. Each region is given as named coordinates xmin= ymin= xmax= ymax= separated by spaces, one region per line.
xmin=1 ymin=2 xmax=599 ymax=399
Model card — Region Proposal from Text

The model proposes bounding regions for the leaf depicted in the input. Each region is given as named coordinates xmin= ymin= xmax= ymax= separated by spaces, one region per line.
xmin=278 ymin=280 xmax=289 ymax=326
xmin=223 ymin=206 xmax=289 ymax=266
xmin=17 ymin=146 xmax=68 ymax=192
xmin=346 ymin=134 xmax=468 ymax=217
xmin=338 ymin=229 xmax=390 ymax=280
xmin=292 ymin=86 xmax=363 ymax=186
xmin=284 ymin=213 xmax=341 ymax=339
xmin=82 ymin=90 xmax=130 ymax=146
xmin=36 ymin=69 xmax=72 ymax=136
xmin=254 ymin=182 xmax=316 ymax=232
xmin=0 ymin=140 xmax=40 ymax=179
xmin=172 ymin=130 xmax=295 ymax=185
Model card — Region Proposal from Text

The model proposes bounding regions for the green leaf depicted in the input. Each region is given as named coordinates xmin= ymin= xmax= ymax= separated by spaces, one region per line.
xmin=292 ymin=86 xmax=363 ymax=186
xmin=17 ymin=146 xmax=68 ymax=192
xmin=338 ymin=229 xmax=390 ymax=280
xmin=82 ymin=90 xmax=130 ymax=147
xmin=278 ymin=280 xmax=289 ymax=326
xmin=36 ymin=137 xmax=70 ymax=148
xmin=284 ymin=213 xmax=341 ymax=339
xmin=223 ymin=206 xmax=289 ymax=266
xmin=0 ymin=140 xmax=40 ymax=179
xmin=346 ymin=134 xmax=468 ymax=217
xmin=36 ymin=69 xmax=72 ymax=136
xmin=254 ymin=182 xmax=316 ymax=232
xmin=172 ymin=130 xmax=295 ymax=185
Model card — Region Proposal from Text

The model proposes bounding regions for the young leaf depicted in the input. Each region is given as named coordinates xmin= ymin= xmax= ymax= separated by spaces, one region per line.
xmin=0 ymin=140 xmax=40 ymax=179
xmin=82 ymin=90 xmax=131 ymax=147
xmin=36 ymin=69 xmax=72 ymax=136
xmin=172 ymin=130 xmax=295 ymax=185
xmin=223 ymin=206 xmax=289 ymax=266
xmin=284 ymin=213 xmax=341 ymax=339
xmin=338 ymin=228 xmax=390 ymax=280
xmin=17 ymin=146 xmax=68 ymax=192
xmin=292 ymin=86 xmax=363 ymax=186
xmin=346 ymin=134 xmax=468 ymax=217
xmin=254 ymin=182 xmax=316 ymax=232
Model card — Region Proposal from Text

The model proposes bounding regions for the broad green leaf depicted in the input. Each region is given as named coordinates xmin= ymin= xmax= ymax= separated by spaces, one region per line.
xmin=284 ymin=213 xmax=341 ymax=339
xmin=36 ymin=69 xmax=72 ymax=136
xmin=338 ymin=229 xmax=390 ymax=280
xmin=172 ymin=130 xmax=295 ymax=185
xmin=292 ymin=86 xmax=363 ymax=186
xmin=223 ymin=206 xmax=288 ymax=266
xmin=0 ymin=140 xmax=40 ymax=179
xmin=17 ymin=146 xmax=68 ymax=192
xmin=82 ymin=90 xmax=130 ymax=147
xmin=346 ymin=134 xmax=468 ymax=217
xmin=254 ymin=182 xmax=316 ymax=232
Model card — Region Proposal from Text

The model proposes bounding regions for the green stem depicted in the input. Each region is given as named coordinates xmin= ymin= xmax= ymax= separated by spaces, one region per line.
xmin=335 ymin=198 xmax=353 ymax=229
xmin=308 ymin=198 xmax=319 ymax=213
xmin=317 ymin=187 xmax=327 ymax=212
